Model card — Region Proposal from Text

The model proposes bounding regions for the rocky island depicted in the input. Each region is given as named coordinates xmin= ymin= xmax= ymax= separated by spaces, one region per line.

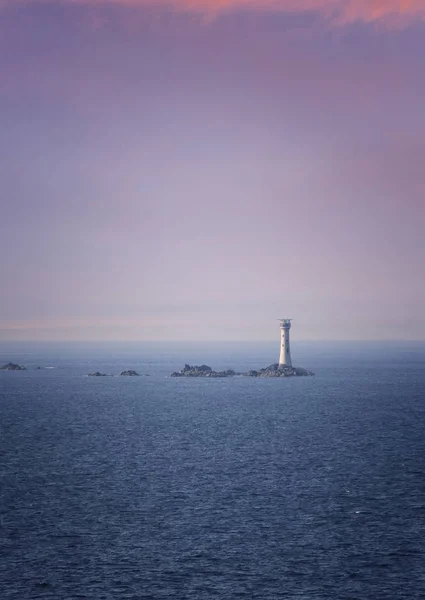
xmin=1 ymin=362 xmax=27 ymax=371
xmin=170 ymin=363 xmax=314 ymax=378
xmin=88 ymin=372 xmax=109 ymax=377
xmin=171 ymin=364 xmax=236 ymax=378
xmin=120 ymin=370 xmax=140 ymax=377
xmin=245 ymin=363 xmax=314 ymax=377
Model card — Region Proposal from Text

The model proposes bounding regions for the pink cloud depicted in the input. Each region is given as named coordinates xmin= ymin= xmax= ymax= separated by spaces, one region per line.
xmin=1 ymin=0 xmax=425 ymax=26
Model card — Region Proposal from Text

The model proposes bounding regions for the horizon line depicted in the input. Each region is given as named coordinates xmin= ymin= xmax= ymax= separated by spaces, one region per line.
xmin=1 ymin=339 xmax=425 ymax=344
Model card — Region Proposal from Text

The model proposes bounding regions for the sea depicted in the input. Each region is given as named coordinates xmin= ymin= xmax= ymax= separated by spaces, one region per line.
xmin=1 ymin=340 xmax=425 ymax=600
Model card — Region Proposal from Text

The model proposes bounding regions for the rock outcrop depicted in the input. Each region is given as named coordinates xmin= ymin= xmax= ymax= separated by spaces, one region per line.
xmin=244 ymin=363 xmax=314 ymax=377
xmin=0 ymin=362 xmax=26 ymax=371
xmin=120 ymin=370 xmax=140 ymax=377
xmin=170 ymin=364 xmax=237 ymax=378
xmin=88 ymin=372 xmax=108 ymax=377
xmin=170 ymin=363 xmax=314 ymax=378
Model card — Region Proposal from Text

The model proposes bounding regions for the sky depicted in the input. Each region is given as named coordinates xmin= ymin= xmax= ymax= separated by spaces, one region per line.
xmin=1 ymin=0 xmax=424 ymax=341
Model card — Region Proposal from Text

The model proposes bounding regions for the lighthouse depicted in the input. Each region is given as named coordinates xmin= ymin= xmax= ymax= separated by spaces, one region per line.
xmin=279 ymin=319 xmax=292 ymax=367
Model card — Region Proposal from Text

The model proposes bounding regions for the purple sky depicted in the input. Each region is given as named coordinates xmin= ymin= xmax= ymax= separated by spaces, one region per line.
xmin=1 ymin=1 xmax=424 ymax=341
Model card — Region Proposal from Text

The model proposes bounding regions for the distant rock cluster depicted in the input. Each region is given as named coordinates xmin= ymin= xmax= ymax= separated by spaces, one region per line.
xmin=1 ymin=360 xmax=313 ymax=379
xmin=0 ymin=363 xmax=26 ymax=371
xmin=0 ymin=361 xmax=149 ymax=377
xmin=170 ymin=363 xmax=314 ymax=378
xmin=88 ymin=370 xmax=142 ymax=376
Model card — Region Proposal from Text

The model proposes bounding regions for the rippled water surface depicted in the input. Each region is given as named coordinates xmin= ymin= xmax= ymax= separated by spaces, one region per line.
xmin=1 ymin=341 xmax=425 ymax=599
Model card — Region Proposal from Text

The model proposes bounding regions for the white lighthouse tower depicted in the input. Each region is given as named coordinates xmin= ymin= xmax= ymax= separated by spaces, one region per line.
xmin=279 ymin=319 xmax=292 ymax=367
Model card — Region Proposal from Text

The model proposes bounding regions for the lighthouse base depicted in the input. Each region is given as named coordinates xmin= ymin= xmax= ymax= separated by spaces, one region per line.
xmin=245 ymin=364 xmax=314 ymax=377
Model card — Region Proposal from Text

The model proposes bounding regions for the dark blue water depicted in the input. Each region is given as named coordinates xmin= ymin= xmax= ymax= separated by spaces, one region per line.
xmin=1 ymin=341 xmax=425 ymax=599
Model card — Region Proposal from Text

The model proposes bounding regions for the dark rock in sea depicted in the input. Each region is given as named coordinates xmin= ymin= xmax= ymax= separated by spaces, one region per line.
xmin=0 ymin=362 xmax=26 ymax=371
xmin=88 ymin=372 xmax=108 ymax=377
xmin=170 ymin=364 xmax=237 ymax=378
xmin=120 ymin=370 xmax=140 ymax=377
xmin=170 ymin=363 xmax=314 ymax=378
xmin=244 ymin=364 xmax=315 ymax=377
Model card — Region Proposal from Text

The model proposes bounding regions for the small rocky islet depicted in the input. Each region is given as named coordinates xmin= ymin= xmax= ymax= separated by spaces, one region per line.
xmin=88 ymin=372 xmax=109 ymax=377
xmin=170 ymin=363 xmax=314 ymax=378
xmin=0 ymin=362 xmax=27 ymax=371
xmin=120 ymin=370 xmax=140 ymax=377
xmin=88 ymin=370 xmax=141 ymax=376
xmin=171 ymin=364 xmax=237 ymax=378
